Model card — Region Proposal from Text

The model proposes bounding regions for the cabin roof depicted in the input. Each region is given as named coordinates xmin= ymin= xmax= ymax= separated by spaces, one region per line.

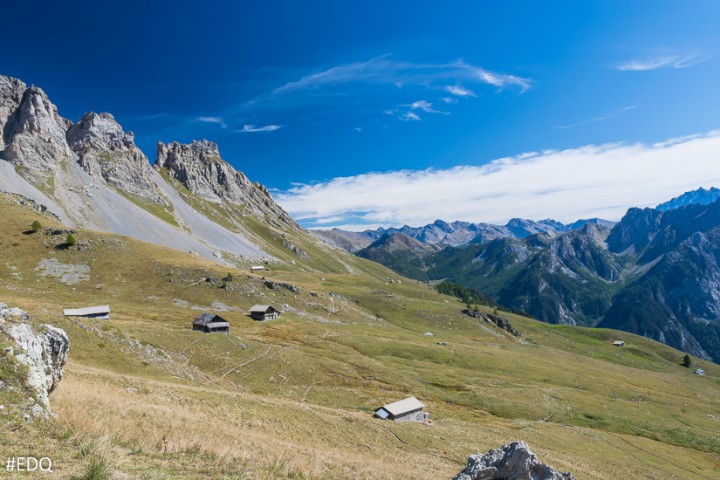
xmin=380 ymin=396 xmax=424 ymax=416
xmin=250 ymin=305 xmax=275 ymax=313
xmin=205 ymin=321 xmax=229 ymax=329
xmin=193 ymin=313 xmax=227 ymax=326
xmin=63 ymin=305 xmax=110 ymax=316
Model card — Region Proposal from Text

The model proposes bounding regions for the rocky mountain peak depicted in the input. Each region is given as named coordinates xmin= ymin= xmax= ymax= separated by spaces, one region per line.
xmin=374 ymin=232 xmax=434 ymax=253
xmin=155 ymin=140 xmax=244 ymax=203
xmin=656 ymin=186 xmax=720 ymax=211
xmin=66 ymin=112 xmax=165 ymax=204
xmin=187 ymin=139 xmax=220 ymax=157
xmin=0 ymin=75 xmax=26 ymax=98
xmin=505 ymin=218 xmax=565 ymax=238
xmin=69 ymin=112 xmax=131 ymax=143
xmin=606 ymin=207 xmax=663 ymax=254
xmin=1 ymin=83 xmax=72 ymax=185
xmin=155 ymin=139 xmax=221 ymax=170
xmin=0 ymin=75 xmax=27 ymax=150
xmin=431 ymin=219 xmax=453 ymax=231
xmin=155 ymin=140 xmax=298 ymax=229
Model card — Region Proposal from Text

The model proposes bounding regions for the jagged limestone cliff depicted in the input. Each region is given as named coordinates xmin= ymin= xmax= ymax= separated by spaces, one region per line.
xmin=155 ymin=140 xmax=298 ymax=229
xmin=67 ymin=112 xmax=164 ymax=204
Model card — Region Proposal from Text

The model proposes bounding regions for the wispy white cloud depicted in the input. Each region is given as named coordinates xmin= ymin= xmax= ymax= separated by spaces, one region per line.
xmin=553 ymin=105 xmax=638 ymax=131
xmin=276 ymin=130 xmax=720 ymax=230
xmin=383 ymin=100 xmax=448 ymax=122
xmin=237 ymin=124 xmax=282 ymax=133
xmin=407 ymin=100 xmax=448 ymax=115
xmin=268 ymin=55 xmax=530 ymax=97
xmin=242 ymin=56 xmax=525 ymax=126
xmin=616 ymin=52 xmax=708 ymax=71
xmin=400 ymin=112 xmax=421 ymax=122
xmin=197 ymin=116 xmax=227 ymax=128
xmin=445 ymin=84 xmax=476 ymax=97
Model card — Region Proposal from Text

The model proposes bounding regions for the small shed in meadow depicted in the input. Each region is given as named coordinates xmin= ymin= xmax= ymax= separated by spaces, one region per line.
xmin=251 ymin=265 xmax=265 ymax=271
xmin=192 ymin=313 xmax=229 ymax=333
xmin=250 ymin=305 xmax=280 ymax=321
xmin=612 ymin=340 xmax=625 ymax=347
xmin=63 ymin=305 xmax=110 ymax=319
xmin=695 ymin=368 xmax=705 ymax=376
xmin=374 ymin=396 xmax=427 ymax=422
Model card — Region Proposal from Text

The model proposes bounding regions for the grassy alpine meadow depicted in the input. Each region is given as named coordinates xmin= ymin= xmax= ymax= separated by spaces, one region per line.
xmin=0 ymin=196 xmax=719 ymax=479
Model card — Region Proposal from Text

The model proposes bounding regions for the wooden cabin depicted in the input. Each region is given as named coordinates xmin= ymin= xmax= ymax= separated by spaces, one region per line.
xmin=250 ymin=305 xmax=280 ymax=321
xmin=63 ymin=305 xmax=110 ymax=319
xmin=374 ymin=396 xmax=427 ymax=422
xmin=192 ymin=313 xmax=229 ymax=333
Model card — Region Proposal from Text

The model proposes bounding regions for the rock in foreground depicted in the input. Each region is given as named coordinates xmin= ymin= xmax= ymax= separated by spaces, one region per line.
xmin=452 ymin=441 xmax=575 ymax=480
xmin=0 ymin=302 xmax=69 ymax=417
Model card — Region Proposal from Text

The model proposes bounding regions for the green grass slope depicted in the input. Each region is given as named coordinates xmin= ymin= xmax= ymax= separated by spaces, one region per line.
xmin=0 ymin=197 xmax=718 ymax=479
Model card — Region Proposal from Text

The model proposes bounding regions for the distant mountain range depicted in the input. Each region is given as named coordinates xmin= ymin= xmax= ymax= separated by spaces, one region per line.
xmin=313 ymin=217 xmax=616 ymax=253
xmin=315 ymin=189 xmax=720 ymax=363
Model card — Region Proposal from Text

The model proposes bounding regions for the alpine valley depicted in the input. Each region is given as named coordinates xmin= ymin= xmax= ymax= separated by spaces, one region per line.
xmin=315 ymin=187 xmax=720 ymax=363
xmin=0 ymin=74 xmax=719 ymax=480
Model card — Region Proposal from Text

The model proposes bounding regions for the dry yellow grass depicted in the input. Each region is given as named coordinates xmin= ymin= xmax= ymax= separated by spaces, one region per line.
xmin=1 ymin=196 xmax=719 ymax=479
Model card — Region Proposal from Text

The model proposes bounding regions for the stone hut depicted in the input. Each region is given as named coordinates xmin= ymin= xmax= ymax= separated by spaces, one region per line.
xmin=374 ymin=396 xmax=427 ymax=422
xmin=192 ymin=313 xmax=229 ymax=333
xmin=250 ymin=305 xmax=280 ymax=321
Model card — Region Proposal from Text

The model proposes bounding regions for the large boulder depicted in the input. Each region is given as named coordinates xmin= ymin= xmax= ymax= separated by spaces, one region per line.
xmin=452 ymin=441 xmax=575 ymax=480
xmin=0 ymin=303 xmax=69 ymax=416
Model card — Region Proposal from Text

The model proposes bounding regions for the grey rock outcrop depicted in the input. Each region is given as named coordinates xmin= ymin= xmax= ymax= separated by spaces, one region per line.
xmin=462 ymin=309 xmax=520 ymax=337
xmin=452 ymin=441 xmax=575 ymax=480
xmin=2 ymin=84 xmax=72 ymax=186
xmin=0 ymin=76 xmax=27 ymax=150
xmin=155 ymin=140 xmax=298 ymax=229
xmin=67 ymin=112 xmax=165 ymax=203
xmin=0 ymin=303 xmax=69 ymax=416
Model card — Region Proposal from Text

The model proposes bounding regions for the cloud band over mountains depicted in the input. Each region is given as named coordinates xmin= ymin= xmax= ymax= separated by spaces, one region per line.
xmin=276 ymin=131 xmax=720 ymax=230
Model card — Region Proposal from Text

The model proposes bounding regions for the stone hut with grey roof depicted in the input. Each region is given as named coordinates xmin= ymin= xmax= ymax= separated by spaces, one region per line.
xmin=250 ymin=305 xmax=280 ymax=321
xmin=192 ymin=313 xmax=229 ymax=333
xmin=374 ymin=396 xmax=428 ymax=422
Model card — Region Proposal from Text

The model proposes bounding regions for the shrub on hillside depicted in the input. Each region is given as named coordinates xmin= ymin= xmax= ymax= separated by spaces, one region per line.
xmin=66 ymin=233 xmax=77 ymax=247
xmin=682 ymin=354 xmax=692 ymax=368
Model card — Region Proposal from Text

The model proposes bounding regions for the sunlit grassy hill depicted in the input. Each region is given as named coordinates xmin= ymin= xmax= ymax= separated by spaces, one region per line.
xmin=0 ymin=196 xmax=719 ymax=479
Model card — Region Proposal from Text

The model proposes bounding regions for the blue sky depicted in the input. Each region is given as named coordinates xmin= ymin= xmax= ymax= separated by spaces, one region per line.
xmin=4 ymin=1 xmax=720 ymax=229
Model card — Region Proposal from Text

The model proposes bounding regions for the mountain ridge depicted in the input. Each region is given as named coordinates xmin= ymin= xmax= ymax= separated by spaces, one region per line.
xmin=315 ymin=217 xmax=617 ymax=253
xmin=0 ymin=74 xmax=302 ymax=263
